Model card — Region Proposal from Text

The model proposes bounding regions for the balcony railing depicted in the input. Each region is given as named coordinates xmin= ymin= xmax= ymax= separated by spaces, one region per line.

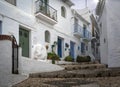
xmin=83 ymin=29 xmax=91 ymax=42
xmin=35 ymin=0 xmax=57 ymax=24
xmin=73 ymin=24 xmax=83 ymax=38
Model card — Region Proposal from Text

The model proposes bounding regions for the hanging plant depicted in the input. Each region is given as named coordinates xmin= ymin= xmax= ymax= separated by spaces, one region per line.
xmin=65 ymin=43 xmax=69 ymax=48
xmin=51 ymin=44 xmax=55 ymax=52
xmin=54 ymin=41 xmax=58 ymax=45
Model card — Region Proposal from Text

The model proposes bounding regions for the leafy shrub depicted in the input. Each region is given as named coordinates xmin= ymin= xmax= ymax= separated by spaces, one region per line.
xmin=76 ymin=55 xmax=91 ymax=62
xmin=86 ymin=56 xmax=91 ymax=61
xmin=64 ymin=56 xmax=73 ymax=62
xmin=47 ymin=52 xmax=60 ymax=60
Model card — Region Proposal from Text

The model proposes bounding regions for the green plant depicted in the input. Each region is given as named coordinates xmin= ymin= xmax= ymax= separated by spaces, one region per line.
xmin=52 ymin=59 xmax=55 ymax=64
xmin=47 ymin=52 xmax=60 ymax=60
xmin=86 ymin=56 xmax=91 ymax=61
xmin=76 ymin=56 xmax=91 ymax=62
xmin=54 ymin=41 xmax=57 ymax=45
xmin=51 ymin=41 xmax=58 ymax=52
xmin=64 ymin=56 xmax=73 ymax=62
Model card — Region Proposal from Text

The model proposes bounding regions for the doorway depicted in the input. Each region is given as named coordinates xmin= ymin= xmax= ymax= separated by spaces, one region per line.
xmin=57 ymin=37 xmax=63 ymax=58
xmin=70 ymin=41 xmax=75 ymax=59
xmin=19 ymin=28 xmax=29 ymax=57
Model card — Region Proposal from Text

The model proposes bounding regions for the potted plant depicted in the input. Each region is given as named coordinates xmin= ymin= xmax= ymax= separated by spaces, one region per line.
xmin=47 ymin=52 xmax=60 ymax=64
xmin=51 ymin=41 xmax=58 ymax=52
xmin=64 ymin=56 xmax=73 ymax=62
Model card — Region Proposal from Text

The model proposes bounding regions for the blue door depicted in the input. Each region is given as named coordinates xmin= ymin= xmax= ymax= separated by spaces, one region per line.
xmin=70 ymin=41 xmax=75 ymax=59
xmin=58 ymin=38 xmax=62 ymax=58
xmin=81 ymin=42 xmax=85 ymax=54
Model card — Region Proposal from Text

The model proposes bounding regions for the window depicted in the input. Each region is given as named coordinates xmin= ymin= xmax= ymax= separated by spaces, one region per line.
xmin=45 ymin=30 xmax=50 ymax=43
xmin=61 ymin=6 xmax=66 ymax=18
xmin=0 ymin=21 xmax=2 ymax=34
xmin=5 ymin=0 xmax=16 ymax=6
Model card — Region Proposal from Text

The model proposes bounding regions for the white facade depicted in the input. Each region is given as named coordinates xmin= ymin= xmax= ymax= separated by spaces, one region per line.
xmin=90 ymin=14 xmax=100 ymax=61
xmin=0 ymin=0 xmax=80 ymax=59
xmin=96 ymin=0 xmax=120 ymax=67
xmin=75 ymin=8 xmax=92 ymax=57
xmin=0 ymin=0 xmax=92 ymax=75
xmin=0 ymin=40 xmax=12 ymax=74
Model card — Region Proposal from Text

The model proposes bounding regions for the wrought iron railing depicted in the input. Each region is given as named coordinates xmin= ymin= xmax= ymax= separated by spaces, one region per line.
xmin=73 ymin=24 xmax=83 ymax=35
xmin=83 ymin=29 xmax=91 ymax=39
xmin=35 ymin=0 xmax=57 ymax=21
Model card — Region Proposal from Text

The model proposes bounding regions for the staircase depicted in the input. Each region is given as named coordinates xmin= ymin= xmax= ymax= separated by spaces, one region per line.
xmin=13 ymin=62 xmax=120 ymax=87
xmin=29 ymin=63 xmax=120 ymax=78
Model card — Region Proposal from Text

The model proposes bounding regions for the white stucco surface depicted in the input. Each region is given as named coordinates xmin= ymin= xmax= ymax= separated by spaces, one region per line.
xmin=19 ymin=57 xmax=64 ymax=75
xmin=98 ymin=0 xmax=120 ymax=67
xmin=0 ymin=0 xmax=93 ymax=86
xmin=0 ymin=0 xmax=91 ymax=75
xmin=99 ymin=4 xmax=108 ymax=65
xmin=107 ymin=0 xmax=120 ymax=67
xmin=0 ymin=40 xmax=28 ymax=87
xmin=0 ymin=40 xmax=12 ymax=74
xmin=0 ymin=0 xmax=83 ymax=59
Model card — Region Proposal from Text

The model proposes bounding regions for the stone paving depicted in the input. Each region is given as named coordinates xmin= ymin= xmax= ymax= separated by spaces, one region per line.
xmin=12 ymin=77 xmax=120 ymax=87
xmin=13 ymin=63 xmax=120 ymax=87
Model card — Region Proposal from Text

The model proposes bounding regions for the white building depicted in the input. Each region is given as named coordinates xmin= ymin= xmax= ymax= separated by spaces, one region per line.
xmin=76 ymin=8 xmax=93 ymax=59
xmin=0 ymin=0 xmax=91 ymax=75
xmin=96 ymin=0 xmax=120 ymax=67
xmin=72 ymin=9 xmax=92 ymax=57
xmin=90 ymin=14 xmax=100 ymax=61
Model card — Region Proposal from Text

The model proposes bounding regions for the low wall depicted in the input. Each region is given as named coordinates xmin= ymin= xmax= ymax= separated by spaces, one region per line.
xmin=0 ymin=35 xmax=12 ymax=74
xmin=18 ymin=48 xmax=64 ymax=75
xmin=19 ymin=57 xmax=64 ymax=75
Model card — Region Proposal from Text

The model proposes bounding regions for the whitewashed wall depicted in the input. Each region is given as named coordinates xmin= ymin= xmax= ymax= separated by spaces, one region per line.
xmin=99 ymin=0 xmax=120 ymax=67
xmin=99 ymin=3 xmax=108 ymax=65
xmin=0 ymin=40 xmax=12 ymax=74
xmin=0 ymin=0 xmax=81 ymax=60
xmin=106 ymin=0 xmax=120 ymax=67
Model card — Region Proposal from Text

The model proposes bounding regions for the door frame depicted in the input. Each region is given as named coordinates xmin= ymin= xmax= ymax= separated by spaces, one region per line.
xmin=57 ymin=37 xmax=64 ymax=58
xmin=70 ymin=41 xmax=75 ymax=59
xmin=81 ymin=42 xmax=86 ymax=55
xmin=19 ymin=26 xmax=31 ymax=58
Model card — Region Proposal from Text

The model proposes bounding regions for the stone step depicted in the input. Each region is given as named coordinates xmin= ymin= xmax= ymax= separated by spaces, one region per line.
xmin=29 ymin=68 xmax=120 ymax=78
xmin=61 ymin=64 xmax=107 ymax=70
xmin=57 ymin=61 xmax=100 ymax=65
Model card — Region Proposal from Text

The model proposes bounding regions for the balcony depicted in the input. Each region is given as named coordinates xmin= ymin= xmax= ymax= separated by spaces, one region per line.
xmin=73 ymin=24 xmax=83 ymax=38
xmin=82 ymin=29 xmax=91 ymax=42
xmin=35 ymin=0 xmax=57 ymax=25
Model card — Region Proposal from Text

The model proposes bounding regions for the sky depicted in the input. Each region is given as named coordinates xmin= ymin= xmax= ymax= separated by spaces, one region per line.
xmin=71 ymin=0 xmax=99 ymax=12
